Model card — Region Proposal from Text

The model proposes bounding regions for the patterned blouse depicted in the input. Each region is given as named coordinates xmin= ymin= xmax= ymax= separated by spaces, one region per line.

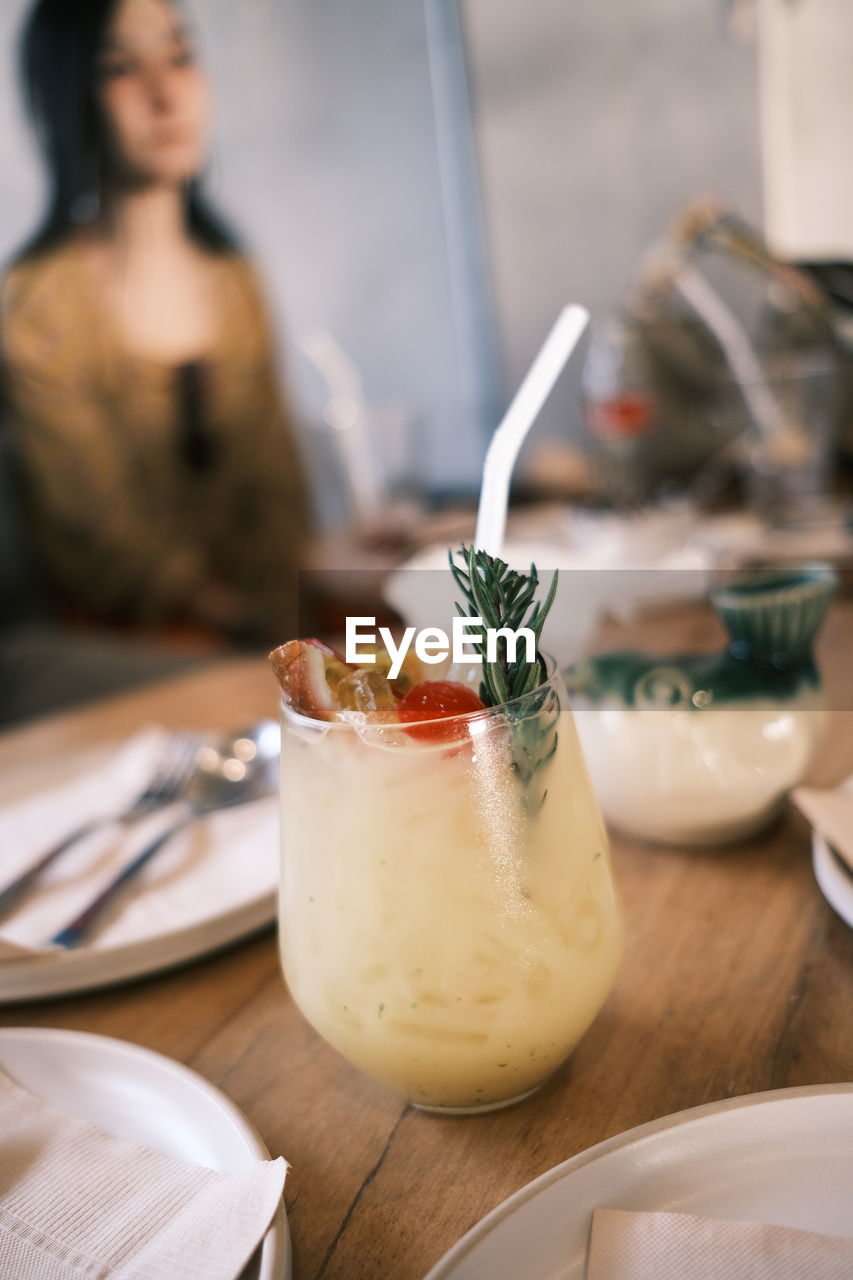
xmin=1 ymin=240 xmax=309 ymax=635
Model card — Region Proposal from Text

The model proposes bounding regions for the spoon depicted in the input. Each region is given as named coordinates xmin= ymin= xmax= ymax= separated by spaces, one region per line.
xmin=50 ymin=720 xmax=280 ymax=950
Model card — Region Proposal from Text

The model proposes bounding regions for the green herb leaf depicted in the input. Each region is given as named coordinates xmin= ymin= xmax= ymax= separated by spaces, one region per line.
xmin=449 ymin=544 xmax=557 ymax=707
xmin=450 ymin=543 xmax=559 ymax=813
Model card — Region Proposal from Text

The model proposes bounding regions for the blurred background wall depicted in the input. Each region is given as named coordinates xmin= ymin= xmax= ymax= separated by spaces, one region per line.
xmin=464 ymin=0 xmax=761 ymax=438
xmin=0 ymin=0 xmax=762 ymax=505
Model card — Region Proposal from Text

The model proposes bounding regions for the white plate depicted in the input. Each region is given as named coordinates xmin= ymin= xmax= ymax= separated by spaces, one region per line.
xmin=0 ymin=892 xmax=276 ymax=1004
xmin=425 ymin=1084 xmax=853 ymax=1279
xmin=811 ymin=772 xmax=853 ymax=929
xmin=0 ymin=1026 xmax=289 ymax=1280
xmin=812 ymin=829 xmax=853 ymax=928
xmin=0 ymin=732 xmax=279 ymax=1003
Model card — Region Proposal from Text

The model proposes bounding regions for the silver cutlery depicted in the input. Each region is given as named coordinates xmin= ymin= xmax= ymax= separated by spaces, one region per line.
xmin=0 ymin=730 xmax=203 ymax=923
xmin=50 ymin=721 xmax=280 ymax=949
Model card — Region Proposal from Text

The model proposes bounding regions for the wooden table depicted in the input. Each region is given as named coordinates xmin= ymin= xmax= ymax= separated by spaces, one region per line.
xmin=1 ymin=603 xmax=852 ymax=1280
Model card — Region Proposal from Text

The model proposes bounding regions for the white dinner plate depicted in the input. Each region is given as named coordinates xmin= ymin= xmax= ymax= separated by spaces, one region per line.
xmin=810 ymin=775 xmax=853 ymax=930
xmin=0 ymin=893 xmax=276 ymax=1004
xmin=812 ymin=831 xmax=853 ymax=928
xmin=0 ymin=1026 xmax=289 ymax=1280
xmin=0 ymin=733 xmax=279 ymax=1003
xmin=424 ymin=1084 xmax=853 ymax=1279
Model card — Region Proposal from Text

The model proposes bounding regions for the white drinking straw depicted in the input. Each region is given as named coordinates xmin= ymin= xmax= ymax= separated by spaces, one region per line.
xmin=474 ymin=305 xmax=589 ymax=557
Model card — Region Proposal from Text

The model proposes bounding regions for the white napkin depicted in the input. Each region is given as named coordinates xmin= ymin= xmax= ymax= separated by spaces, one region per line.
xmin=0 ymin=729 xmax=278 ymax=961
xmin=0 ymin=1064 xmax=285 ymax=1280
xmin=793 ymin=780 xmax=853 ymax=875
xmin=587 ymin=1209 xmax=853 ymax=1279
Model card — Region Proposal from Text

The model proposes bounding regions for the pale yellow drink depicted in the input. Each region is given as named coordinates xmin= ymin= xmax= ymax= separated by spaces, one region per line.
xmin=279 ymin=669 xmax=623 ymax=1112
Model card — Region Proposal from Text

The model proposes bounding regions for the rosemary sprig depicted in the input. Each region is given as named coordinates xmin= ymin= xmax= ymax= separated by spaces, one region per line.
xmin=450 ymin=544 xmax=559 ymax=810
xmin=449 ymin=544 xmax=557 ymax=707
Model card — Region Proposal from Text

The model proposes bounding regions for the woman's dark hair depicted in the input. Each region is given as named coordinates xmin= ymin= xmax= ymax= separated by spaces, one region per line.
xmin=17 ymin=0 xmax=237 ymax=260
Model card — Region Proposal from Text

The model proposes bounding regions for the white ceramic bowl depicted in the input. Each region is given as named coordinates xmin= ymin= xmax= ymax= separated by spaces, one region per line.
xmin=384 ymin=530 xmax=708 ymax=667
xmin=572 ymin=698 xmax=826 ymax=846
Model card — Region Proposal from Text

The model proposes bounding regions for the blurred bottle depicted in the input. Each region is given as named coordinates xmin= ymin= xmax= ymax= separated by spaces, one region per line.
xmin=748 ymin=300 xmax=840 ymax=528
xmin=792 ymin=263 xmax=853 ymax=462
xmin=582 ymin=317 xmax=657 ymax=508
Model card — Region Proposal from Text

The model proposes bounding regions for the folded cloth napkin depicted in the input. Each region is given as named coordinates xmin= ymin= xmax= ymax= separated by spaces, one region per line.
xmin=0 ymin=1064 xmax=286 ymax=1280
xmin=793 ymin=780 xmax=853 ymax=874
xmin=0 ymin=729 xmax=278 ymax=961
xmin=586 ymin=1209 xmax=853 ymax=1280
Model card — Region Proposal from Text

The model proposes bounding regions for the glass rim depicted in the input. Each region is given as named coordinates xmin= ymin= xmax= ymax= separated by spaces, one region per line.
xmin=279 ymin=653 xmax=562 ymax=734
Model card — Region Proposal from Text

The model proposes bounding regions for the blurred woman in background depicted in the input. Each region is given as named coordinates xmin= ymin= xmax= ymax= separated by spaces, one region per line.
xmin=1 ymin=0 xmax=309 ymax=642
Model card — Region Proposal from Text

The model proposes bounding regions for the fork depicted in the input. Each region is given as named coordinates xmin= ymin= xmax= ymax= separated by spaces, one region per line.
xmin=0 ymin=731 xmax=203 ymax=922
xmin=50 ymin=722 xmax=278 ymax=948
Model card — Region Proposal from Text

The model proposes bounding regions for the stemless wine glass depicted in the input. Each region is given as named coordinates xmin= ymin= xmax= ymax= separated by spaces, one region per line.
xmin=278 ymin=661 xmax=623 ymax=1114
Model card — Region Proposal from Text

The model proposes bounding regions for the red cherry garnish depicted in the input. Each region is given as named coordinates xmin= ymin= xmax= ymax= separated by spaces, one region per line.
xmin=397 ymin=681 xmax=486 ymax=741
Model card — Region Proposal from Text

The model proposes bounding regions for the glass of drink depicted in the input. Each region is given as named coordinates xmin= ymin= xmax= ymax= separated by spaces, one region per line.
xmin=277 ymin=657 xmax=623 ymax=1114
xmin=712 ymin=355 xmax=840 ymax=529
